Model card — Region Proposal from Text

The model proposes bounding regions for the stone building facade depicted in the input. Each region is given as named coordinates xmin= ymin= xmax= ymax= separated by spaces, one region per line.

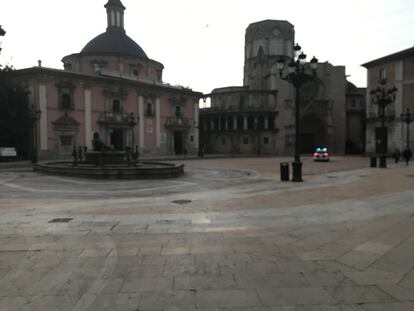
xmin=345 ymin=82 xmax=366 ymax=154
xmin=7 ymin=0 xmax=201 ymax=159
xmin=200 ymin=20 xmax=347 ymax=155
xmin=362 ymin=47 xmax=414 ymax=153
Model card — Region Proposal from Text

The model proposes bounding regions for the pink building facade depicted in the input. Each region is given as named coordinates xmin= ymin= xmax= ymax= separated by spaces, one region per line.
xmin=9 ymin=0 xmax=201 ymax=158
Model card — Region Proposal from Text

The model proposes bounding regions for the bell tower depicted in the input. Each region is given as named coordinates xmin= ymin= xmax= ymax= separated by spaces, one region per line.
xmin=244 ymin=20 xmax=295 ymax=90
xmin=105 ymin=0 xmax=126 ymax=32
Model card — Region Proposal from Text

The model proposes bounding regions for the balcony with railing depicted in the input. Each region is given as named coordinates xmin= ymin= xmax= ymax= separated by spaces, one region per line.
xmin=164 ymin=114 xmax=191 ymax=129
xmin=98 ymin=111 xmax=133 ymax=126
xmin=367 ymin=105 xmax=396 ymax=122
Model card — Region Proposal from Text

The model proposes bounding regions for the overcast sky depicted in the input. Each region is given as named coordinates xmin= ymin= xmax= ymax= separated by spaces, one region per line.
xmin=1 ymin=0 xmax=413 ymax=94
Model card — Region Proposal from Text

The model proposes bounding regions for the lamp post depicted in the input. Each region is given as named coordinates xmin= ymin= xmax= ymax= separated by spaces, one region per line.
xmin=29 ymin=105 xmax=41 ymax=164
xmin=254 ymin=117 xmax=261 ymax=155
xmin=277 ymin=44 xmax=318 ymax=182
xmin=401 ymin=108 xmax=412 ymax=150
xmin=0 ymin=25 xmax=5 ymax=54
xmin=370 ymin=79 xmax=397 ymax=168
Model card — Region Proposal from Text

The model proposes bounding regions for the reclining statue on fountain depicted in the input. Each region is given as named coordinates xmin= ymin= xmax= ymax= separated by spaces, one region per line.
xmin=86 ymin=132 xmax=126 ymax=165
xmin=92 ymin=132 xmax=109 ymax=151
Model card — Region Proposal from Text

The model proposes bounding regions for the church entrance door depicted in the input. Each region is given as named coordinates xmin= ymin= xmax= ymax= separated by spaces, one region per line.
xmin=174 ymin=131 xmax=184 ymax=154
xmin=301 ymin=133 xmax=315 ymax=154
xmin=111 ymin=129 xmax=124 ymax=150
xmin=300 ymin=113 xmax=327 ymax=153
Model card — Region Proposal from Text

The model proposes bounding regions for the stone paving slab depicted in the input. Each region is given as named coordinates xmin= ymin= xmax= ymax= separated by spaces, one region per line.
xmin=0 ymin=158 xmax=413 ymax=310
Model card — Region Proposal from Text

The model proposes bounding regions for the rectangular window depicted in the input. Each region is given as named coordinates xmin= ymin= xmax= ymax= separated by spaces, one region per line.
xmin=61 ymin=94 xmax=72 ymax=109
xmin=175 ymin=106 xmax=181 ymax=118
xmin=264 ymin=137 xmax=269 ymax=144
xmin=146 ymin=102 xmax=153 ymax=116
xmin=112 ymin=99 xmax=121 ymax=112
xmin=190 ymin=135 xmax=194 ymax=142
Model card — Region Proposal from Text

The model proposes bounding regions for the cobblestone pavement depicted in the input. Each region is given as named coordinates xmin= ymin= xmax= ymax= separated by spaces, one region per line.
xmin=0 ymin=156 xmax=414 ymax=310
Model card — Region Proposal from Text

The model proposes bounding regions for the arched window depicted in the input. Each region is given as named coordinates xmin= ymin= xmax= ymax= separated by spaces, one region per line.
xmin=247 ymin=116 xmax=254 ymax=130
xmin=220 ymin=117 xmax=226 ymax=130
xmin=268 ymin=116 xmax=275 ymax=129
xmin=228 ymin=116 xmax=234 ymax=130
xmin=237 ymin=116 xmax=244 ymax=130
xmin=214 ymin=117 xmax=219 ymax=130
xmin=116 ymin=11 xmax=121 ymax=27
xmin=111 ymin=11 xmax=116 ymax=26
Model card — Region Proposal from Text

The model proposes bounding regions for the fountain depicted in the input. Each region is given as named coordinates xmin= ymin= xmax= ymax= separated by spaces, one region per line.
xmin=34 ymin=133 xmax=184 ymax=179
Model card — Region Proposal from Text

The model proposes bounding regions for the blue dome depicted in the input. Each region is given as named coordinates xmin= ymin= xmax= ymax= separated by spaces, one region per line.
xmin=81 ymin=30 xmax=148 ymax=58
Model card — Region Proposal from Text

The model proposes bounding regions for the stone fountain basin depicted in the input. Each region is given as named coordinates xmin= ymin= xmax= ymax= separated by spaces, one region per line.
xmin=85 ymin=151 xmax=126 ymax=165
xmin=34 ymin=161 xmax=184 ymax=179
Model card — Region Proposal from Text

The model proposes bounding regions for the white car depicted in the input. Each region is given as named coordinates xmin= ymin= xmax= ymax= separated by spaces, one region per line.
xmin=313 ymin=147 xmax=330 ymax=162
xmin=0 ymin=147 xmax=17 ymax=161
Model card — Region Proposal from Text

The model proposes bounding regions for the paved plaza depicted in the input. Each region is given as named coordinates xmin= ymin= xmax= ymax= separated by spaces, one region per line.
xmin=0 ymin=156 xmax=414 ymax=310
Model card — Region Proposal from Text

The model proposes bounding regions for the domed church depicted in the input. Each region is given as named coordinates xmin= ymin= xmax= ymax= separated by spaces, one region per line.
xmin=8 ymin=0 xmax=201 ymax=158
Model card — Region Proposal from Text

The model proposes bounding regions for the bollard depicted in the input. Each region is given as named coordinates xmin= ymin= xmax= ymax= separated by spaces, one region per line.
xmin=280 ymin=162 xmax=289 ymax=181
xmin=370 ymin=156 xmax=377 ymax=168
xmin=379 ymin=155 xmax=387 ymax=168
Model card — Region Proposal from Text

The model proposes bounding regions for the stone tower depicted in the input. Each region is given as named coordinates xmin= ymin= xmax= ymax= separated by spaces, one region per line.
xmin=244 ymin=20 xmax=294 ymax=90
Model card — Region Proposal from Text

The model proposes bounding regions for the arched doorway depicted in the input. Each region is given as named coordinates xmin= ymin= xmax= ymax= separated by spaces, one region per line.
xmin=300 ymin=113 xmax=327 ymax=153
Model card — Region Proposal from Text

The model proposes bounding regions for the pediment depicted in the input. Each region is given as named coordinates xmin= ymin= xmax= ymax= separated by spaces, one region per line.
xmin=52 ymin=113 xmax=80 ymax=127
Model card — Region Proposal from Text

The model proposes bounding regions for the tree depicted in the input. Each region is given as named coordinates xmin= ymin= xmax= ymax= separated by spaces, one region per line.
xmin=0 ymin=67 xmax=31 ymax=158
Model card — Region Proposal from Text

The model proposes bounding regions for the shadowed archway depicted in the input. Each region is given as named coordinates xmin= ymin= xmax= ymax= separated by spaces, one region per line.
xmin=300 ymin=113 xmax=328 ymax=153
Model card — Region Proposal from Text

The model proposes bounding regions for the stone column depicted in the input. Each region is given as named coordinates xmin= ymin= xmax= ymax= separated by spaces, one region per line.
xmin=243 ymin=116 xmax=248 ymax=130
xmin=84 ymin=89 xmax=92 ymax=149
xmin=233 ymin=116 xmax=237 ymax=130
xmin=193 ymin=102 xmax=199 ymax=149
xmin=39 ymin=85 xmax=48 ymax=150
xmin=156 ymin=98 xmax=161 ymax=148
xmin=139 ymin=96 xmax=144 ymax=149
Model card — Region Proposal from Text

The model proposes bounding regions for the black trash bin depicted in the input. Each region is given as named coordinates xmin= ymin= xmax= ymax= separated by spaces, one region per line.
xmin=379 ymin=155 xmax=387 ymax=168
xmin=370 ymin=156 xmax=377 ymax=168
xmin=280 ymin=162 xmax=289 ymax=181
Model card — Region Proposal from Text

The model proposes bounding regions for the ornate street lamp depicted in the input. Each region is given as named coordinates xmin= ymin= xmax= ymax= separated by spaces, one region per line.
xmin=29 ymin=105 xmax=41 ymax=164
xmin=400 ymin=108 xmax=412 ymax=150
xmin=277 ymin=44 xmax=318 ymax=182
xmin=254 ymin=117 xmax=260 ymax=155
xmin=0 ymin=25 xmax=5 ymax=54
xmin=126 ymin=112 xmax=138 ymax=165
xmin=369 ymin=79 xmax=397 ymax=168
